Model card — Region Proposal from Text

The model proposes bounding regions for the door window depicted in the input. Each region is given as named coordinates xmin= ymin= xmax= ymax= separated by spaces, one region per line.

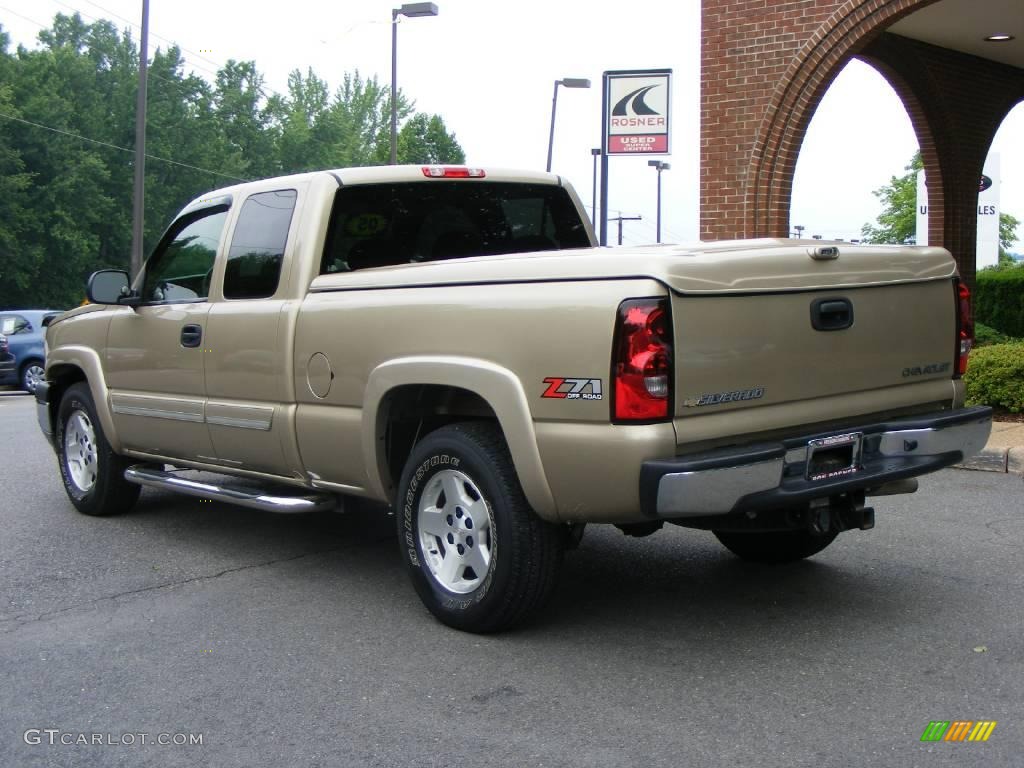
xmin=0 ymin=315 xmax=29 ymax=335
xmin=142 ymin=207 xmax=229 ymax=302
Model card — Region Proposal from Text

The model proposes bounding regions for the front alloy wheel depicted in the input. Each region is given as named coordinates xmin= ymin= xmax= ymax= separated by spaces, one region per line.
xmin=64 ymin=408 xmax=99 ymax=493
xmin=56 ymin=382 xmax=139 ymax=516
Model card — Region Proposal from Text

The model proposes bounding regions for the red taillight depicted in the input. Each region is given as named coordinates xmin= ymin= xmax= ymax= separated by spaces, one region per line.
xmin=955 ymin=279 xmax=974 ymax=377
xmin=421 ymin=166 xmax=486 ymax=178
xmin=612 ymin=298 xmax=673 ymax=422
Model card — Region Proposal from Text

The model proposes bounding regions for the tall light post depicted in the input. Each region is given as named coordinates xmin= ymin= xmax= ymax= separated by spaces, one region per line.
xmin=130 ymin=0 xmax=150 ymax=280
xmin=647 ymin=160 xmax=670 ymax=243
xmin=545 ymin=77 xmax=590 ymax=172
xmin=591 ymin=148 xmax=601 ymax=225
xmin=391 ymin=2 xmax=438 ymax=165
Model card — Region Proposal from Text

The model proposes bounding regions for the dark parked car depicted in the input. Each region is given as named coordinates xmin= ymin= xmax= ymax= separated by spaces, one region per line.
xmin=0 ymin=310 xmax=64 ymax=393
xmin=0 ymin=333 xmax=14 ymax=382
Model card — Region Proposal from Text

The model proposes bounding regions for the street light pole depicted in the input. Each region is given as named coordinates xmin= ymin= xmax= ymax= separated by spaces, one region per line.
xmin=591 ymin=148 xmax=601 ymax=226
xmin=390 ymin=3 xmax=438 ymax=165
xmin=545 ymin=77 xmax=590 ymax=173
xmin=647 ymin=160 xmax=670 ymax=243
xmin=129 ymin=0 xmax=149 ymax=280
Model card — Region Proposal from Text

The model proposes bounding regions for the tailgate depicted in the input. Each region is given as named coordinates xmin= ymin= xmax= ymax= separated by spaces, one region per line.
xmin=671 ymin=278 xmax=957 ymax=443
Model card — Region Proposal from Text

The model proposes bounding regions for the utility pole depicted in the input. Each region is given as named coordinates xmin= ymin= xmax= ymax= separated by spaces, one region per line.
xmin=130 ymin=0 xmax=149 ymax=280
xmin=610 ymin=214 xmax=642 ymax=246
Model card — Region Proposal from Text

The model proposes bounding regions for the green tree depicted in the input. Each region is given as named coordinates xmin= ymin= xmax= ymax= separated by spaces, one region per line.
xmin=390 ymin=113 xmax=465 ymax=164
xmin=997 ymin=212 xmax=1020 ymax=266
xmin=0 ymin=12 xmax=466 ymax=309
xmin=862 ymin=151 xmax=1020 ymax=259
xmin=860 ymin=152 xmax=922 ymax=245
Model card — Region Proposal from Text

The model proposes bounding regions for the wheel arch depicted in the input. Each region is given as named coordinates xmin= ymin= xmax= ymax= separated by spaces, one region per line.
xmin=45 ymin=346 xmax=121 ymax=453
xmin=363 ymin=356 xmax=558 ymax=520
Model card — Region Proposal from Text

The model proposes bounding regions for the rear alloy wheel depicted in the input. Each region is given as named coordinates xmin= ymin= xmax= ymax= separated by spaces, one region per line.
xmin=20 ymin=360 xmax=44 ymax=394
xmin=56 ymin=383 xmax=140 ymax=516
xmin=713 ymin=528 xmax=838 ymax=564
xmin=396 ymin=422 xmax=563 ymax=633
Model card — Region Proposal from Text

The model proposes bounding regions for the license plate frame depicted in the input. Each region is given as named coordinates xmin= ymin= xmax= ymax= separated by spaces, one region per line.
xmin=806 ymin=432 xmax=863 ymax=481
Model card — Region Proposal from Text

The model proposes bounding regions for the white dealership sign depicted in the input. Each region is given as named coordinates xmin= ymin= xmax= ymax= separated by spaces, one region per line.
xmin=916 ymin=154 xmax=1000 ymax=269
xmin=603 ymin=69 xmax=672 ymax=155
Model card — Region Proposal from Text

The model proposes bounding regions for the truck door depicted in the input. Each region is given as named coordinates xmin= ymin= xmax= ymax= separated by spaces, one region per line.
xmin=105 ymin=202 xmax=230 ymax=461
xmin=203 ymin=187 xmax=301 ymax=475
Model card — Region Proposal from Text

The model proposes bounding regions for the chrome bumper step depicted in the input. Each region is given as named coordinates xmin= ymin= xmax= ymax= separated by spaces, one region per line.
xmin=124 ymin=466 xmax=337 ymax=514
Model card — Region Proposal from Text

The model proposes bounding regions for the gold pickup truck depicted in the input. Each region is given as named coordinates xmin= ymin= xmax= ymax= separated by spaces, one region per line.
xmin=36 ymin=165 xmax=991 ymax=632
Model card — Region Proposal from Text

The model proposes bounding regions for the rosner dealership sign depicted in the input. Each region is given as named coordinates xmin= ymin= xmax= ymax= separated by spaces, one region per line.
xmin=916 ymin=154 xmax=1000 ymax=269
xmin=603 ymin=69 xmax=672 ymax=155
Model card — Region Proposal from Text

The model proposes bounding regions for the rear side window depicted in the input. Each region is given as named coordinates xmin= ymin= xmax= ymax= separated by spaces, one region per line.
xmin=321 ymin=181 xmax=591 ymax=274
xmin=224 ymin=189 xmax=297 ymax=299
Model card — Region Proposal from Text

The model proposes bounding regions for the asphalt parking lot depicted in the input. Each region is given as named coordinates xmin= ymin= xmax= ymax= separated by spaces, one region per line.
xmin=1 ymin=392 xmax=1021 ymax=767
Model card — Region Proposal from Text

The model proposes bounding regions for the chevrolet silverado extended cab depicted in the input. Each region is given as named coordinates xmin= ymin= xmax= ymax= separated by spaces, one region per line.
xmin=37 ymin=165 xmax=991 ymax=632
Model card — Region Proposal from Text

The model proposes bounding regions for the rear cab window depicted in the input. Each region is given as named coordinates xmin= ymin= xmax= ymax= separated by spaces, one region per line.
xmin=320 ymin=181 xmax=591 ymax=274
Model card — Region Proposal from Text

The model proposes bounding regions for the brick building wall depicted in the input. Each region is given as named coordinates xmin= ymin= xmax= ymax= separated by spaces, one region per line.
xmin=700 ymin=0 xmax=1024 ymax=286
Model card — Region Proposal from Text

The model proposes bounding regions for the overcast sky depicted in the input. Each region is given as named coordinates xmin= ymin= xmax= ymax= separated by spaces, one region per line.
xmin=2 ymin=0 xmax=1022 ymax=249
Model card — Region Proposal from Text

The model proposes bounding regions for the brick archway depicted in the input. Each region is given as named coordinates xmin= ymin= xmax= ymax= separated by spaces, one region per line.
xmin=744 ymin=0 xmax=941 ymax=239
xmin=701 ymin=0 xmax=1024 ymax=286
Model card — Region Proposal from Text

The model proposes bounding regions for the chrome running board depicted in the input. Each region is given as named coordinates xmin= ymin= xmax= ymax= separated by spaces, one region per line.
xmin=124 ymin=466 xmax=337 ymax=514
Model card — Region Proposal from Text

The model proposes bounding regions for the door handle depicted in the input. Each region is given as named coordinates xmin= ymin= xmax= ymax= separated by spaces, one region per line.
xmin=810 ymin=297 xmax=854 ymax=331
xmin=180 ymin=324 xmax=203 ymax=348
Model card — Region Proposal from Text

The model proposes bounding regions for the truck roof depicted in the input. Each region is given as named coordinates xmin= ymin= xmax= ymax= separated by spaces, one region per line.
xmin=183 ymin=165 xmax=563 ymax=210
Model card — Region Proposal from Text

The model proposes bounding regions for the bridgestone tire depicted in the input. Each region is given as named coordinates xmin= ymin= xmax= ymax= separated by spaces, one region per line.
xmin=713 ymin=528 xmax=838 ymax=564
xmin=396 ymin=422 xmax=563 ymax=633
xmin=56 ymin=383 xmax=140 ymax=516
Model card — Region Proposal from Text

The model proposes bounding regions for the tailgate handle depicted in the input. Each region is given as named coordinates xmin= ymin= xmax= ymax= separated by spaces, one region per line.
xmin=811 ymin=298 xmax=853 ymax=331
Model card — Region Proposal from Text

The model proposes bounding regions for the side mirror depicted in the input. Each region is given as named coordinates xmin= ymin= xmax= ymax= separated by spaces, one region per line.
xmin=86 ymin=270 xmax=132 ymax=305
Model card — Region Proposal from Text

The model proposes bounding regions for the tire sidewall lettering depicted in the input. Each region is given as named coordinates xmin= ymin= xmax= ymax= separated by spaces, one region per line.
xmin=401 ymin=449 xmax=494 ymax=611
xmin=58 ymin=396 xmax=91 ymax=502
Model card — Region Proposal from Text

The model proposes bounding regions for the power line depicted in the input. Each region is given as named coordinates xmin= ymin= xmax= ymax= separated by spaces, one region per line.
xmin=0 ymin=110 xmax=248 ymax=182
xmin=0 ymin=4 xmax=188 ymax=90
xmin=78 ymin=0 xmax=223 ymax=71
xmin=0 ymin=4 xmax=50 ymax=31
xmin=46 ymin=0 xmax=225 ymax=80
xmin=56 ymin=0 xmax=295 ymax=103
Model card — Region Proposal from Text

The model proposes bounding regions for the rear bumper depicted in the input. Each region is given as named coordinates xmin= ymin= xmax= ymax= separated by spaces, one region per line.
xmin=641 ymin=406 xmax=992 ymax=519
xmin=35 ymin=379 xmax=54 ymax=448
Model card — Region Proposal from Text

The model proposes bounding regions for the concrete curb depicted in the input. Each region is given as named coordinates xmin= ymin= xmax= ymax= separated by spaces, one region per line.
xmin=1009 ymin=447 xmax=1024 ymax=476
xmin=954 ymin=447 xmax=1024 ymax=476
xmin=954 ymin=449 xmax=1009 ymax=473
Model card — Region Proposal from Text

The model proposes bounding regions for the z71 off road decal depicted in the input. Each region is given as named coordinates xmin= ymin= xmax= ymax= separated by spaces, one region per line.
xmin=541 ymin=377 xmax=603 ymax=401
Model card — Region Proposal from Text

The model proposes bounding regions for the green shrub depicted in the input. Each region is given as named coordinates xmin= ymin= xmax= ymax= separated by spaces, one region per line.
xmin=974 ymin=268 xmax=1024 ymax=338
xmin=974 ymin=322 xmax=1013 ymax=347
xmin=964 ymin=342 xmax=1024 ymax=413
